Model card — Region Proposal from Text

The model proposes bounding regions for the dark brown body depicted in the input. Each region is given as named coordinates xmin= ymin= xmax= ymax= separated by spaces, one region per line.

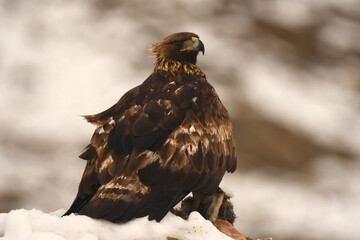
xmin=64 ymin=32 xmax=236 ymax=222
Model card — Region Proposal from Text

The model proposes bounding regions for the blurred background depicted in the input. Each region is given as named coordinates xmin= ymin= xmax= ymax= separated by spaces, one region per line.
xmin=1 ymin=0 xmax=360 ymax=239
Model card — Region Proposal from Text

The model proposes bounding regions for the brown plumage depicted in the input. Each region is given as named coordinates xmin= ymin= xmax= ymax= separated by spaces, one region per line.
xmin=63 ymin=32 xmax=237 ymax=222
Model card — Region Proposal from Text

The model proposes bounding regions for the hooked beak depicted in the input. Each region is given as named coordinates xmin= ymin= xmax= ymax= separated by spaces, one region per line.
xmin=181 ymin=37 xmax=205 ymax=55
xmin=194 ymin=38 xmax=205 ymax=55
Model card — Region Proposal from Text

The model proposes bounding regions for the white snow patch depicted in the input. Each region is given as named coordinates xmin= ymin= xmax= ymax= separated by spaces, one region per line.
xmin=0 ymin=210 xmax=231 ymax=240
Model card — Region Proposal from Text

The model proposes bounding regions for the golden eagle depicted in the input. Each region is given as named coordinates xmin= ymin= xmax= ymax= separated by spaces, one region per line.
xmin=64 ymin=32 xmax=237 ymax=222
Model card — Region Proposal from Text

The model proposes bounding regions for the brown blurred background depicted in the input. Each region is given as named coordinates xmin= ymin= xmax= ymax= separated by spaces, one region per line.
xmin=1 ymin=0 xmax=359 ymax=239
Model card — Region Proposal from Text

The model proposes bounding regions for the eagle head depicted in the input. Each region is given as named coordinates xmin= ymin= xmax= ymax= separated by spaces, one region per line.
xmin=150 ymin=32 xmax=205 ymax=65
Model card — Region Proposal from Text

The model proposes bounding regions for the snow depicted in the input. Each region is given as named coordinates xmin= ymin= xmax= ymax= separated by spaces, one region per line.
xmin=0 ymin=210 xmax=232 ymax=240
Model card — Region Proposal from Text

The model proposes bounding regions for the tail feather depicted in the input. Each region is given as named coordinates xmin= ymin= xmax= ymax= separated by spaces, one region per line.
xmin=62 ymin=195 xmax=92 ymax=217
xmin=67 ymin=175 xmax=188 ymax=222
xmin=146 ymin=190 xmax=189 ymax=221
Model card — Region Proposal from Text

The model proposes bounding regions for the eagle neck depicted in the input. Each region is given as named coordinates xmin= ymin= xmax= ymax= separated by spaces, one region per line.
xmin=153 ymin=59 xmax=206 ymax=79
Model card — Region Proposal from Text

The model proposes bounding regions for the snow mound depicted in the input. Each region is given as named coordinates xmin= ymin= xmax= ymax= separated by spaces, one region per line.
xmin=0 ymin=209 xmax=232 ymax=240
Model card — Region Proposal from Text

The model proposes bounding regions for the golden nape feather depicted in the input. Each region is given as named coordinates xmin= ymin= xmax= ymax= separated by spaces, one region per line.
xmin=63 ymin=32 xmax=237 ymax=223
